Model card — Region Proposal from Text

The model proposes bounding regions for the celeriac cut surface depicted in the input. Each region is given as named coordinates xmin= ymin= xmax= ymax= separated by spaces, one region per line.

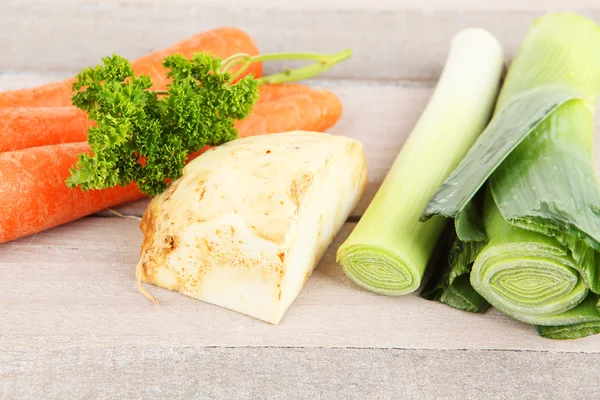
xmin=136 ymin=131 xmax=367 ymax=323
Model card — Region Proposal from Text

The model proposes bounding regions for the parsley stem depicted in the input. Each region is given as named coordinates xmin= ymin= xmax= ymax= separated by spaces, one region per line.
xmin=220 ymin=53 xmax=252 ymax=73
xmin=221 ymin=49 xmax=352 ymax=85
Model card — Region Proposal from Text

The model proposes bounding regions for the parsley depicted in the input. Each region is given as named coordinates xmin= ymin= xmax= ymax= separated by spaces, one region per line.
xmin=66 ymin=48 xmax=352 ymax=197
xmin=66 ymin=53 xmax=259 ymax=197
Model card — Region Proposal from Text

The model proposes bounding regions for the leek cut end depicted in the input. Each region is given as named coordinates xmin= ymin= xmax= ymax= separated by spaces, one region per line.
xmin=337 ymin=245 xmax=420 ymax=296
xmin=471 ymin=244 xmax=588 ymax=323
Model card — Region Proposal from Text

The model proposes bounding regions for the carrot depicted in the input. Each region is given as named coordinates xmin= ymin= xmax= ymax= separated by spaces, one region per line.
xmin=0 ymin=86 xmax=343 ymax=244
xmin=133 ymin=27 xmax=262 ymax=90
xmin=256 ymin=83 xmax=316 ymax=102
xmin=0 ymin=108 xmax=91 ymax=152
xmin=0 ymin=143 xmax=143 ymax=244
xmin=235 ymin=88 xmax=343 ymax=136
xmin=0 ymin=27 xmax=262 ymax=108
xmin=0 ymin=84 xmax=332 ymax=152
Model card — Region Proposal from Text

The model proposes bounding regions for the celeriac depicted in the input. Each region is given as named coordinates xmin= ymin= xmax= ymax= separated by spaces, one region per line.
xmin=136 ymin=131 xmax=367 ymax=323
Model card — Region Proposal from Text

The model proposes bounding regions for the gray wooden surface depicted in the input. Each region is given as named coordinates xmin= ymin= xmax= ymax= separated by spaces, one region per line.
xmin=4 ymin=0 xmax=600 ymax=80
xmin=6 ymin=347 xmax=600 ymax=399
xmin=3 ymin=1 xmax=600 ymax=399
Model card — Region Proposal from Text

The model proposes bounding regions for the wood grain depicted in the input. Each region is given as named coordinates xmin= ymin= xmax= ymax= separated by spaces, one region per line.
xmin=4 ymin=347 xmax=600 ymax=400
xmin=56 ymin=0 xmax=600 ymax=11
xmin=2 ymin=0 xmax=600 ymax=80
xmin=3 ymin=218 xmax=600 ymax=352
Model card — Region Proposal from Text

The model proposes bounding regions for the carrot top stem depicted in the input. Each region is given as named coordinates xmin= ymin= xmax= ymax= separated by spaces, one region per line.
xmin=220 ymin=53 xmax=253 ymax=73
xmin=221 ymin=49 xmax=352 ymax=84
xmin=150 ymin=49 xmax=351 ymax=93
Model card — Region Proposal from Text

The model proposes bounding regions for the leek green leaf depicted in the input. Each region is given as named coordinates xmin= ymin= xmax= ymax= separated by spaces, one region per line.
xmin=535 ymin=296 xmax=600 ymax=340
xmin=421 ymin=85 xmax=585 ymax=221
xmin=455 ymin=190 xmax=487 ymax=242
xmin=421 ymin=228 xmax=488 ymax=312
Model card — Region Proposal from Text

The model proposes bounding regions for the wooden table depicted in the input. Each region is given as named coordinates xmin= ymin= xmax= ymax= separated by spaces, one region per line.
xmin=3 ymin=1 xmax=600 ymax=398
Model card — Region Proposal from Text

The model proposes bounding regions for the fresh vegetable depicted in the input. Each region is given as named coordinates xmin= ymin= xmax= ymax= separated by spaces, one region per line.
xmin=0 ymin=142 xmax=143 ymax=244
xmin=66 ymin=49 xmax=350 ymax=197
xmin=255 ymin=83 xmax=316 ymax=102
xmin=0 ymin=107 xmax=91 ymax=152
xmin=136 ymin=131 xmax=367 ymax=323
xmin=236 ymin=86 xmax=343 ymax=137
xmin=421 ymin=13 xmax=600 ymax=340
xmin=336 ymin=28 xmax=504 ymax=295
xmin=0 ymin=87 xmax=344 ymax=244
xmin=0 ymin=27 xmax=263 ymax=108
xmin=0 ymin=84 xmax=337 ymax=153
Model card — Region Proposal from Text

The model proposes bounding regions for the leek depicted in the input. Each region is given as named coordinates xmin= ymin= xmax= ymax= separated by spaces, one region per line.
xmin=336 ymin=28 xmax=504 ymax=295
xmin=422 ymin=13 xmax=600 ymax=339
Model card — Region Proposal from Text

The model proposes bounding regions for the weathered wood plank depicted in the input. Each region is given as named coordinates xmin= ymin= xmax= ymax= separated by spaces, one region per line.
xmin=3 ymin=346 xmax=600 ymax=400
xmin=53 ymin=0 xmax=600 ymax=11
xmin=2 ymin=217 xmax=600 ymax=352
xmin=0 ymin=72 xmax=69 ymax=90
xmin=3 ymin=0 xmax=600 ymax=79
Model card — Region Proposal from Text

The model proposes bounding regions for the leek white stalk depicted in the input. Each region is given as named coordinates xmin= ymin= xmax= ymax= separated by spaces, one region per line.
xmin=336 ymin=28 xmax=504 ymax=295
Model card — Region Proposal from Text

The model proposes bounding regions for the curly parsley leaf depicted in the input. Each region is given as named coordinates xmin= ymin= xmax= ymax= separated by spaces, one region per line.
xmin=67 ymin=52 xmax=259 ymax=197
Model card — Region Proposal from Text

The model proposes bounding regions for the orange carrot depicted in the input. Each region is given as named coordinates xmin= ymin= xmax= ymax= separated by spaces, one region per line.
xmin=235 ymin=88 xmax=343 ymax=136
xmin=0 ymin=27 xmax=262 ymax=108
xmin=133 ymin=27 xmax=262 ymax=90
xmin=0 ymin=108 xmax=91 ymax=152
xmin=0 ymin=84 xmax=332 ymax=152
xmin=0 ymin=87 xmax=343 ymax=244
xmin=185 ymin=87 xmax=343 ymax=161
xmin=0 ymin=143 xmax=143 ymax=244
xmin=256 ymin=83 xmax=316 ymax=102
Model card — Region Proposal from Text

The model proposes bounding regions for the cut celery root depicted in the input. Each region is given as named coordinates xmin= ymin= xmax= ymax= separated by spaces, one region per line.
xmin=336 ymin=28 xmax=504 ymax=295
xmin=136 ymin=131 xmax=367 ymax=324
